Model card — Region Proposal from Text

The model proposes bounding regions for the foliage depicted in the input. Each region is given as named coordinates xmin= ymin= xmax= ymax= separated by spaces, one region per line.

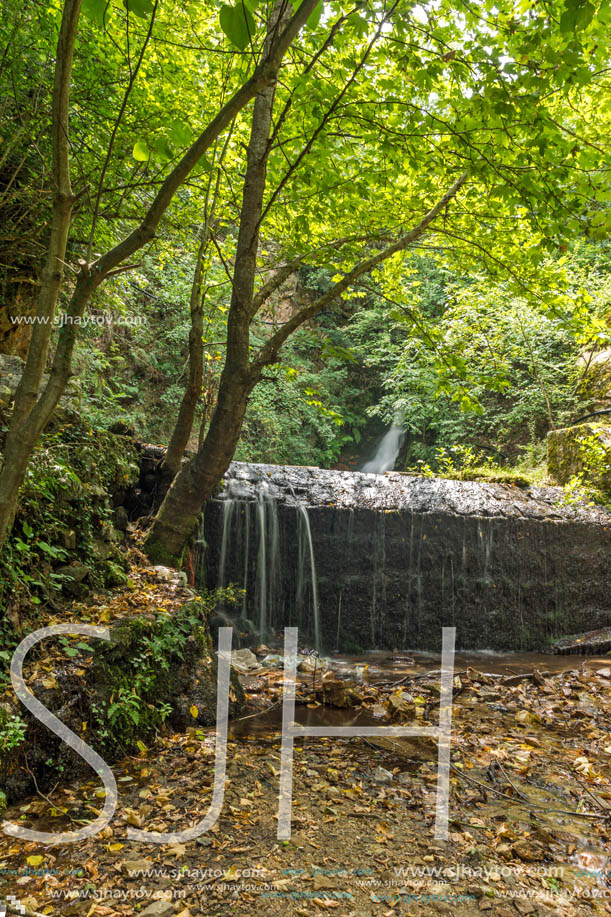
xmin=350 ymin=244 xmax=611 ymax=469
xmin=0 ymin=420 xmax=139 ymax=619
xmin=91 ymin=589 xmax=239 ymax=754
xmin=412 ymin=444 xmax=534 ymax=487
xmin=0 ymin=709 xmax=27 ymax=754
xmin=557 ymin=430 xmax=611 ymax=507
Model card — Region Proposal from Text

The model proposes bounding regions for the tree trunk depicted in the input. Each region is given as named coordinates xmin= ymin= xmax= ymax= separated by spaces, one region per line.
xmin=143 ymin=172 xmax=469 ymax=566
xmin=161 ymin=235 xmax=207 ymax=479
xmin=143 ymin=2 xmax=283 ymax=563
xmin=0 ymin=0 xmax=82 ymax=545
xmin=142 ymin=370 xmax=254 ymax=564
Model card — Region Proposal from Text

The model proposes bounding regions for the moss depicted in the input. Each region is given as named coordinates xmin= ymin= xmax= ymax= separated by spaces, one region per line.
xmin=456 ymin=467 xmax=532 ymax=487
xmin=89 ymin=601 xmax=218 ymax=757
xmin=0 ymin=790 xmax=6 ymax=814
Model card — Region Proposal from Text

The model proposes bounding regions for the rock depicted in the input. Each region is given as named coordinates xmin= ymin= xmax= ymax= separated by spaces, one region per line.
xmin=56 ymin=563 xmax=90 ymax=583
xmin=113 ymin=506 xmax=129 ymax=530
xmin=204 ymin=461 xmax=611 ymax=653
xmin=388 ymin=692 xmax=414 ymax=716
xmin=55 ymin=563 xmax=92 ymax=596
xmin=231 ymin=649 xmax=259 ymax=673
xmin=369 ymin=734 xmax=438 ymax=761
xmin=597 ymin=667 xmax=611 ymax=678
xmin=0 ymin=354 xmax=26 ymax=410
xmin=141 ymin=898 xmax=174 ymax=917
xmin=547 ymin=422 xmax=611 ymax=490
xmin=260 ymin=654 xmax=284 ymax=668
xmin=511 ymin=838 xmax=543 ymax=862
xmin=152 ymin=566 xmax=177 ymax=582
xmin=312 ymin=875 xmax=336 ymax=890
xmin=374 ymin=766 xmax=393 ymax=785
xmin=318 ymin=680 xmax=363 ymax=708
xmin=550 ymin=627 xmax=611 ymax=655
xmin=297 ymin=655 xmax=319 ymax=673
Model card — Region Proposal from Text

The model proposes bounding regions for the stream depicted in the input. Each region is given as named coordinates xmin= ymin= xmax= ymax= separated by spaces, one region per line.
xmin=229 ymin=648 xmax=611 ymax=737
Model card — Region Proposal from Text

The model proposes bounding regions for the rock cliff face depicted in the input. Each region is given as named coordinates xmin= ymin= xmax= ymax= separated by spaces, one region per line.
xmin=199 ymin=462 xmax=611 ymax=652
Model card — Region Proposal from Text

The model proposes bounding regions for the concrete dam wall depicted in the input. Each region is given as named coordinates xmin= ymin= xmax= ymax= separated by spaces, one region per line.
xmin=197 ymin=462 xmax=611 ymax=652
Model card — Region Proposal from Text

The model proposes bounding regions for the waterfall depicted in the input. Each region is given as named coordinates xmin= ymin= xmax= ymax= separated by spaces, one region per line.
xmin=217 ymin=499 xmax=236 ymax=590
xmin=256 ymin=486 xmax=268 ymax=638
xmin=241 ymin=504 xmax=250 ymax=621
xmin=199 ymin=460 xmax=611 ymax=652
xmin=255 ymin=483 xmax=280 ymax=639
xmin=361 ymin=424 xmax=404 ymax=473
xmin=296 ymin=504 xmax=320 ymax=653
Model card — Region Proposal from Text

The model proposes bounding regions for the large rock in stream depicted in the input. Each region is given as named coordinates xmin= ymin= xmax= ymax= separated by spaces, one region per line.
xmin=199 ymin=462 xmax=611 ymax=653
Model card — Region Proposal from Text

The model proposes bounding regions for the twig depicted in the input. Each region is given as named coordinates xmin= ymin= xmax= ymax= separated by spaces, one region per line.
xmin=497 ymin=761 xmax=530 ymax=802
xmin=451 ymin=765 xmax=609 ymax=821
xmin=573 ymin=773 xmax=611 ymax=814
xmin=23 ymin=754 xmax=73 ymax=821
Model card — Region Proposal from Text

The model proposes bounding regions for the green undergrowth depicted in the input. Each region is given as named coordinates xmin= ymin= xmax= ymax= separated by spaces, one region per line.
xmin=0 ymin=587 xmax=243 ymax=802
xmin=0 ymin=417 xmax=140 ymax=624
xmin=91 ymin=600 xmax=209 ymax=756
xmin=408 ymin=444 xmax=545 ymax=488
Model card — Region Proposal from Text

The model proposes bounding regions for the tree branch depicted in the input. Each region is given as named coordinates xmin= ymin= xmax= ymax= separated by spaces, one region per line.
xmin=93 ymin=0 xmax=320 ymax=281
xmin=250 ymin=171 xmax=469 ymax=374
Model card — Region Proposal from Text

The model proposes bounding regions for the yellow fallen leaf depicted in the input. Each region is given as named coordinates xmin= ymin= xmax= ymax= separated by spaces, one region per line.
xmin=107 ymin=843 xmax=124 ymax=852
xmin=27 ymin=855 xmax=43 ymax=867
xmin=190 ymin=705 xmax=199 ymax=719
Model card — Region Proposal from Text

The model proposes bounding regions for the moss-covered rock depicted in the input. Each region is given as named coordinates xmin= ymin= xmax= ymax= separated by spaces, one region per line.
xmin=0 ymin=600 xmax=243 ymax=806
xmin=547 ymin=423 xmax=611 ymax=492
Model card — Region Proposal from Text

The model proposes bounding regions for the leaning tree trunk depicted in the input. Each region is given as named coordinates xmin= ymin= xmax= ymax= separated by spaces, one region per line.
xmin=143 ymin=4 xmax=283 ymax=564
xmin=0 ymin=0 xmax=318 ymax=553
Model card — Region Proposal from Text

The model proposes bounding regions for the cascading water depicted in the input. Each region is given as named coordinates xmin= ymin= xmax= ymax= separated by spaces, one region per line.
xmin=361 ymin=424 xmax=404 ymax=473
xmin=255 ymin=482 xmax=280 ymax=639
xmin=296 ymin=504 xmax=320 ymax=652
xmin=217 ymin=499 xmax=236 ymax=590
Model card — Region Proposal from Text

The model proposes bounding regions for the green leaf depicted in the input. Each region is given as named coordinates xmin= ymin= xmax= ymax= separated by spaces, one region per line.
xmin=153 ymin=137 xmax=173 ymax=162
xmin=306 ymin=1 xmax=323 ymax=28
xmin=168 ymin=120 xmax=192 ymax=147
xmin=82 ymin=0 xmax=108 ymax=27
xmin=219 ymin=3 xmax=256 ymax=50
xmin=132 ymin=141 xmax=150 ymax=162
xmin=560 ymin=0 xmax=595 ymax=32
xmin=123 ymin=0 xmax=154 ymax=18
